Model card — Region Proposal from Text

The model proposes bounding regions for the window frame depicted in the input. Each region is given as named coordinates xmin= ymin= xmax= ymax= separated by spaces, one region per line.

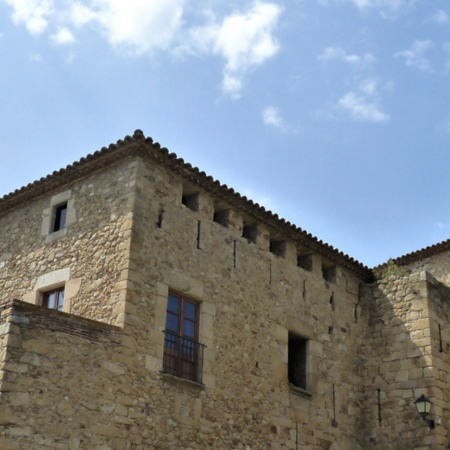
xmin=288 ymin=332 xmax=310 ymax=393
xmin=166 ymin=291 xmax=200 ymax=340
xmin=163 ymin=291 xmax=204 ymax=383
xmin=42 ymin=286 xmax=65 ymax=311
xmin=53 ymin=203 xmax=68 ymax=232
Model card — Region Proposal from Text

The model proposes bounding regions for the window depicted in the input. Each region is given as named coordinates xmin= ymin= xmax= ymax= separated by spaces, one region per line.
xmin=163 ymin=292 xmax=205 ymax=383
xmin=181 ymin=191 xmax=199 ymax=211
xmin=270 ymin=239 xmax=286 ymax=257
xmin=213 ymin=209 xmax=229 ymax=227
xmin=53 ymin=203 xmax=67 ymax=232
xmin=42 ymin=287 xmax=65 ymax=311
xmin=288 ymin=333 xmax=308 ymax=391
xmin=242 ymin=222 xmax=257 ymax=243
xmin=322 ymin=265 xmax=336 ymax=283
xmin=297 ymin=253 xmax=312 ymax=271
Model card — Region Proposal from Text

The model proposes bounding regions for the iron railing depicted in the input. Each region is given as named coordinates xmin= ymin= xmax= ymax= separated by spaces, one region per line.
xmin=163 ymin=330 xmax=206 ymax=384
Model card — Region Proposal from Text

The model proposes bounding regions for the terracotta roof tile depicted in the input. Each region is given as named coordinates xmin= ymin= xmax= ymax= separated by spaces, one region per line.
xmin=0 ymin=130 xmax=373 ymax=280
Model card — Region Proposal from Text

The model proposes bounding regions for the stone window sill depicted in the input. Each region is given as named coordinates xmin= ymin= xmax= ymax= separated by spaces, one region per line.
xmin=289 ymin=383 xmax=312 ymax=399
xmin=160 ymin=372 xmax=205 ymax=391
xmin=45 ymin=228 xmax=67 ymax=244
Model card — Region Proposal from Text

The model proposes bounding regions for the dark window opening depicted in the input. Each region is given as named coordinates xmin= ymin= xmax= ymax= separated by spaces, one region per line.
xmin=181 ymin=192 xmax=199 ymax=211
xmin=213 ymin=209 xmax=229 ymax=227
xmin=163 ymin=292 xmax=205 ymax=383
xmin=42 ymin=287 xmax=65 ymax=311
xmin=53 ymin=203 xmax=67 ymax=232
xmin=270 ymin=240 xmax=286 ymax=257
xmin=322 ymin=266 xmax=336 ymax=283
xmin=288 ymin=333 xmax=307 ymax=390
xmin=242 ymin=223 xmax=257 ymax=243
xmin=297 ymin=254 xmax=313 ymax=271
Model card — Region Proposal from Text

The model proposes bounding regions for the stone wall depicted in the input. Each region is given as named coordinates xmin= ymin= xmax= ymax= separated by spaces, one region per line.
xmin=400 ymin=249 xmax=450 ymax=286
xmin=115 ymin=157 xmax=369 ymax=449
xmin=0 ymin=158 xmax=138 ymax=326
xmin=361 ymin=272 xmax=450 ymax=449
xmin=2 ymin=139 xmax=449 ymax=449
xmin=0 ymin=300 xmax=126 ymax=450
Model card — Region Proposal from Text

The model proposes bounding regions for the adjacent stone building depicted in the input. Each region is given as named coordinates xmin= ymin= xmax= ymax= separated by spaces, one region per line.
xmin=0 ymin=130 xmax=449 ymax=449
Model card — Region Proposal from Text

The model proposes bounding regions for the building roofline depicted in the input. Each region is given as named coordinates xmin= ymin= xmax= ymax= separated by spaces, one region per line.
xmin=374 ymin=238 xmax=450 ymax=270
xmin=0 ymin=130 xmax=373 ymax=281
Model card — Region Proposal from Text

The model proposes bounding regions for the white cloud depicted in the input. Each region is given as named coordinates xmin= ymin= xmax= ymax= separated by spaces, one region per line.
xmin=89 ymin=0 xmax=184 ymax=54
xmin=318 ymin=47 xmax=375 ymax=66
xmin=180 ymin=2 xmax=282 ymax=98
xmin=4 ymin=0 xmax=185 ymax=53
xmin=204 ymin=2 xmax=283 ymax=98
xmin=428 ymin=9 xmax=449 ymax=25
xmin=50 ymin=28 xmax=75 ymax=45
xmin=4 ymin=0 xmax=54 ymax=35
xmin=338 ymin=79 xmax=389 ymax=122
xmin=395 ymin=40 xmax=434 ymax=72
xmin=213 ymin=3 xmax=281 ymax=71
xmin=262 ymin=105 xmax=285 ymax=129
xmin=3 ymin=1 xmax=282 ymax=97
xmin=69 ymin=2 xmax=98 ymax=27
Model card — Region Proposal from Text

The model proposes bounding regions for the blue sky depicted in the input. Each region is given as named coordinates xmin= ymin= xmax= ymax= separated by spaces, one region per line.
xmin=1 ymin=0 xmax=450 ymax=268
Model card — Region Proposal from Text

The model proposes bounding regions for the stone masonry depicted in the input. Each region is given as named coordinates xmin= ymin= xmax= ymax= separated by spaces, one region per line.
xmin=0 ymin=130 xmax=449 ymax=449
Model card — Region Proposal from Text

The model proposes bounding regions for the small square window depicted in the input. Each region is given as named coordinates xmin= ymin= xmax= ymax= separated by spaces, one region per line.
xmin=53 ymin=203 xmax=67 ymax=232
xmin=297 ymin=254 xmax=312 ymax=271
xmin=322 ymin=266 xmax=336 ymax=283
xmin=288 ymin=333 xmax=308 ymax=391
xmin=181 ymin=192 xmax=199 ymax=211
xmin=270 ymin=240 xmax=286 ymax=257
xmin=42 ymin=287 xmax=65 ymax=311
xmin=213 ymin=209 xmax=229 ymax=227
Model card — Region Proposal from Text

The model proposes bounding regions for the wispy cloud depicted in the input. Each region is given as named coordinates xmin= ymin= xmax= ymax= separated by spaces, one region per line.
xmin=394 ymin=40 xmax=434 ymax=72
xmin=317 ymin=46 xmax=375 ymax=66
xmin=338 ymin=79 xmax=389 ymax=122
xmin=4 ymin=0 xmax=54 ymax=35
xmin=428 ymin=9 xmax=449 ymax=25
xmin=50 ymin=28 xmax=75 ymax=46
xmin=337 ymin=0 xmax=411 ymax=19
xmin=185 ymin=2 xmax=282 ymax=98
xmin=262 ymin=105 xmax=286 ymax=130
xmin=70 ymin=0 xmax=184 ymax=54
xmin=3 ymin=0 xmax=282 ymax=99
xmin=351 ymin=0 xmax=403 ymax=8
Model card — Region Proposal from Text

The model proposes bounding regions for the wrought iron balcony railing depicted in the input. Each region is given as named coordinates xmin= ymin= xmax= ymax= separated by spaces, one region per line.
xmin=162 ymin=330 xmax=206 ymax=384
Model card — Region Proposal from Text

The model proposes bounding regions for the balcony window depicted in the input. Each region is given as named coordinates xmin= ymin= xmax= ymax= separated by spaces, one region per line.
xmin=163 ymin=292 xmax=205 ymax=383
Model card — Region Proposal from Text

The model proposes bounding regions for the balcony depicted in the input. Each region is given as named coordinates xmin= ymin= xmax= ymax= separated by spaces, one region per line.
xmin=163 ymin=330 xmax=206 ymax=384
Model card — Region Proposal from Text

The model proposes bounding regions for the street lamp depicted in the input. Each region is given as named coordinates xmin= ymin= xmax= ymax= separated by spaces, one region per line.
xmin=414 ymin=394 xmax=435 ymax=429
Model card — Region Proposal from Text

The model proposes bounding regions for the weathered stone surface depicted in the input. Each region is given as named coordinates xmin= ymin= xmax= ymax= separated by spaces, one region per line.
xmin=0 ymin=133 xmax=449 ymax=449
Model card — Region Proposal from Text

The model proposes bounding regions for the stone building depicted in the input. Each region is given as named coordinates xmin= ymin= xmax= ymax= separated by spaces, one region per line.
xmin=0 ymin=130 xmax=449 ymax=449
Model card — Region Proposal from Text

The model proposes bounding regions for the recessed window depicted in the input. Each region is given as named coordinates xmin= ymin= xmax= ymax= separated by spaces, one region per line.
xmin=322 ymin=265 xmax=336 ymax=283
xmin=213 ymin=209 xmax=229 ymax=227
xmin=288 ymin=333 xmax=308 ymax=391
xmin=163 ymin=292 xmax=205 ymax=383
xmin=181 ymin=192 xmax=199 ymax=211
xmin=297 ymin=253 xmax=312 ymax=271
xmin=53 ymin=203 xmax=67 ymax=232
xmin=242 ymin=223 xmax=257 ymax=243
xmin=270 ymin=239 xmax=286 ymax=257
xmin=42 ymin=287 xmax=65 ymax=311
xmin=42 ymin=190 xmax=75 ymax=243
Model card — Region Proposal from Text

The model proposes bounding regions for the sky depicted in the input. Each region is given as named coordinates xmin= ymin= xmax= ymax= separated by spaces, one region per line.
xmin=1 ymin=0 xmax=450 ymax=268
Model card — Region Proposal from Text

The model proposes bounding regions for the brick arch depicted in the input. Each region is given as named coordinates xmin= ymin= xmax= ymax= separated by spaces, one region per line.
xmin=329 ymin=436 xmax=362 ymax=450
